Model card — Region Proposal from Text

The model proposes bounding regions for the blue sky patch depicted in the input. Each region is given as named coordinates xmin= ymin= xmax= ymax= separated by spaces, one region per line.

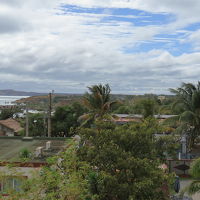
xmin=123 ymin=35 xmax=193 ymax=56
xmin=59 ymin=4 xmax=198 ymax=57
xmin=185 ymin=22 xmax=200 ymax=31
xmin=60 ymin=4 xmax=175 ymax=26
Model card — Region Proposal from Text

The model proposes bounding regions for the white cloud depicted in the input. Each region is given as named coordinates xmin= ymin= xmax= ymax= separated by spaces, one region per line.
xmin=0 ymin=0 xmax=199 ymax=93
xmin=185 ymin=29 xmax=200 ymax=50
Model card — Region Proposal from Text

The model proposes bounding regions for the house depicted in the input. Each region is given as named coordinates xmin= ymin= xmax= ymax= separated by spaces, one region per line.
xmin=114 ymin=114 xmax=177 ymax=125
xmin=0 ymin=137 xmax=68 ymax=195
xmin=158 ymin=95 xmax=166 ymax=101
xmin=0 ymin=118 xmax=23 ymax=136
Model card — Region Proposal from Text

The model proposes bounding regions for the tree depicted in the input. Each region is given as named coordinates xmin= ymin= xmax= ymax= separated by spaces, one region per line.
xmin=155 ymin=135 xmax=180 ymax=160
xmin=170 ymin=82 xmax=200 ymax=149
xmin=141 ymin=99 xmax=156 ymax=118
xmin=113 ymin=105 xmax=131 ymax=114
xmin=28 ymin=113 xmax=46 ymax=137
xmin=133 ymin=99 xmax=157 ymax=118
xmin=0 ymin=107 xmax=21 ymax=120
xmin=52 ymin=102 xmax=86 ymax=136
xmin=79 ymin=84 xmax=118 ymax=126
xmin=77 ymin=119 xmax=171 ymax=200
xmin=9 ymin=119 xmax=172 ymax=200
xmin=8 ymin=141 xmax=92 ymax=200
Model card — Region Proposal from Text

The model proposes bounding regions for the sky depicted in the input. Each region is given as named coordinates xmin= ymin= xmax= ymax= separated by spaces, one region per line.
xmin=0 ymin=0 xmax=200 ymax=94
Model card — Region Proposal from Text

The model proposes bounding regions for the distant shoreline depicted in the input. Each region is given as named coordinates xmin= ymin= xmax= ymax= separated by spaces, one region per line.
xmin=0 ymin=96 xmax=29 ymax=106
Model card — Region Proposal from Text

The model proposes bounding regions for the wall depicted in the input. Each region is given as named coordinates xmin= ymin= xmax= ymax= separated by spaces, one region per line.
xmin=0 ymin=125 xmax=14 ymax=137
xmin=0 ymin=166 xmax=41 ymax=179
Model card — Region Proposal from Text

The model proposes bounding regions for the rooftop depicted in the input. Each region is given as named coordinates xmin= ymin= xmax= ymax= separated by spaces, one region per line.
xmin=0 ymin=118 xmax=23 ymax=132
xmin=0 ymin=137 xmax=69 ymax=163
xmin=115 ymin=114 xmax=177 ymax=119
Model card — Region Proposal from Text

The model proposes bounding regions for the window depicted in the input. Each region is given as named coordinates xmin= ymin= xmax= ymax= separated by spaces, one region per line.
xmin=0 ymin=176 xmax=25 ymax=194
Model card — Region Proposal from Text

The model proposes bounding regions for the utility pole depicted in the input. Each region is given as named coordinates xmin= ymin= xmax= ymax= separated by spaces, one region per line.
xmin=43 ymin=109 xmax=47 ymax=136
xmin=25 ymin=104 xmax=29 ymax=137
xmin=48 ymin=92 xmax=52 ymax=137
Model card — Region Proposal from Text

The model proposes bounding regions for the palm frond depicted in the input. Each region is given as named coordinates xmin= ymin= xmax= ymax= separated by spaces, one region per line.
xmin=192 ymin=91 xmax=200 ymax=110
xmin=81 ymin=84 xmax=117 ymax=125
xmin=78 ymin=113 xmax=95 ymax=127
xmin=179 ymin=111 xmax=196 ymax=123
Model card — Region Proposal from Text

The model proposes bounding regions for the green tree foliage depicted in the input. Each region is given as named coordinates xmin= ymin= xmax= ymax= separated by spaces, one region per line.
xmin=28 ymin=113 xmax=46 ymax=137
xmin=184 ymin=158 xmax=200 ymax=195
xmin=170 ymin=82 xmax=200 ymax=149
xmin=113 ymin=105 xmax=131 ymax=114
xmin=9 ymin=141 xmax=92 ymax=200
xmin=141 ymin=99 xmax=156 ymax=118
xmin=52 ymin=102 xmax=86 ymax=136
xmin=155 ymin=135 xmax=180 ymax=160
xmin=111 ymin=95 xmax=175 ymax=116
xmin=19 ymin=148 xmax=32 ymax=161
xmin=9 ymin=119 xmax=173 ymax=200
xmin=133 ymin=99 xmax=158 ymax=118
xmin=158 ymin=97 xmax=177 ymax=115
xmin=79 ymin=84 xmax=118 ymax=126
xmin=0 ymin=107 xmax=21 ymax=120
xmin=77 ymin=119 xmax=171 ymax=200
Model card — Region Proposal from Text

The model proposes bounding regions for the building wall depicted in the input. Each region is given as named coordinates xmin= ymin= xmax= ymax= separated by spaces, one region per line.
xmin=0 ymin=125 xmax=14 ymax=136
xmin=0 ymin=166 xmax=41 ymax=178
xmin=0 ymin=166 xmax=41 ymax=196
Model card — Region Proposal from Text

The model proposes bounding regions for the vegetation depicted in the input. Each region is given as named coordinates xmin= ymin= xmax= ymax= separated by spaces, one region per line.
xmin=52 ymin=102 xmax=86 ymax=136
xmin=79 ymin=84 xmax=118 ymax=126
xmin=77 ymin=120 xmax=173 ymax=200
xmin=9 ymin=119 xmax=175 ymax=200
xmin=113 ymin=105 xmax=131 ymax=114
xmin=0 ymin=107 xmax=21 ymax=120
xmin=139 ymin=99 xmax=157 ymax=118
xmin=4 ymin=82 xmax=200 ymax=199
xmin=170 ymin=82 xmax=200 ymax=149
xmin=183 ymin=158 xmax=200 ymax=196
xmin=28 ymin=113 xmax=46 ymax=137
xmin=18 ymin=102 xmax=86 ymax=137
xmin=10 ymin=142 xmax=91 ymax=200
xmin=19 ymin=148 xmax=31 ymax=160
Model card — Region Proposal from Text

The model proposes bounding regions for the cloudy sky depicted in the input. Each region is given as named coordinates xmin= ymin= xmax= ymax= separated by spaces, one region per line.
xmin=0 ymin=0 xmax=200 ymax=94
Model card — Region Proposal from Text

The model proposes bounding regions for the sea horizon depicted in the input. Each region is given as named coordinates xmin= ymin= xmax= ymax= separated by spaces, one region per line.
xmin=0 ymin=96 xmax=29 ymax=106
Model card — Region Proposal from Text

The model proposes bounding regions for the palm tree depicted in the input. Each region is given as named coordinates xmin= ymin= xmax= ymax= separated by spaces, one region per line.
xmin=170 ymin=82 xmax=200 ymax=149
xmin=79 ymin=84 xmax=118 ymax=126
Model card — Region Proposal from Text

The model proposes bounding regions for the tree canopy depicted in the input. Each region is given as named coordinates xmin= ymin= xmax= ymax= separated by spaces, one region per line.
xmin=52 ymin=102 xmax=86 ymax=136
xmin=10 ymin=119 xmax=173 ymax=200
xmin=79 ymin=84 xmax=118 ymax=126
xmin=170 ymin=82 xmax=200 ymax=149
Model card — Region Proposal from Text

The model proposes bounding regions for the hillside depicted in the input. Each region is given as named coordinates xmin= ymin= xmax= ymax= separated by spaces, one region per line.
xmin=15 ymin=94 xmax=84 ymax=110
xmin=0 ymin=89 xmax=44 ymax=96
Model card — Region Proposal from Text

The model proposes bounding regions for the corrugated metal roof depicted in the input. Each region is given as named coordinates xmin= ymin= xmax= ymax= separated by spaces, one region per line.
xmin=115 ymin=114 xmax=177 ymax=119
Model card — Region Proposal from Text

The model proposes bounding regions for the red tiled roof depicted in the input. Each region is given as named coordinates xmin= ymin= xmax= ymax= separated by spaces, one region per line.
xmin=0 ymin=118 xmax=23 ymax=132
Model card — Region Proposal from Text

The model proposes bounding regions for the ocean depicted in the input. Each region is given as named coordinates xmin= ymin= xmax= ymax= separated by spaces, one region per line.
xmin=0 ymin=96 xmax=29 ymax=106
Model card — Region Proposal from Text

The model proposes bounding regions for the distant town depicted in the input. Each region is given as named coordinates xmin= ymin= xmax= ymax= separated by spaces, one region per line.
xmin=0 ymin=83 xmax=200 ymax=200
